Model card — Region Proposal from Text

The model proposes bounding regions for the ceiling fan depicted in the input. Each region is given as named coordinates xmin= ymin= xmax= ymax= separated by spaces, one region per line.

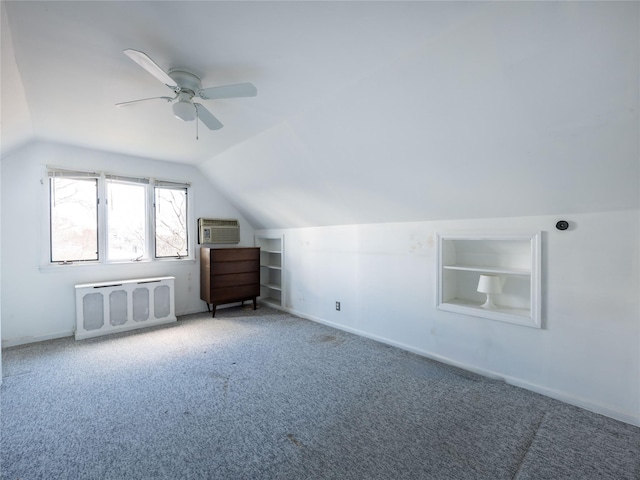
xmin=117 ymin=49 xmax=257 ymax=131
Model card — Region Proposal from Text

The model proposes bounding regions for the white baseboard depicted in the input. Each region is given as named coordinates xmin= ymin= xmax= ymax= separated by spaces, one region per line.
xmin=501 ymin=376 xmax=640 ymax=427
xmin=2 ymin=329 xmax=74 ymax=349
xmin=282 ymin=305 xmax=640 ymax=428
xmin=177 ymin=307 xmax=210 ymax=316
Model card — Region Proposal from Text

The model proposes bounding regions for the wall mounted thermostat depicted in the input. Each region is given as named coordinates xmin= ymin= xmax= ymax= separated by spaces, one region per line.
xmin=556 ymin=220 xmax=569 ymax=231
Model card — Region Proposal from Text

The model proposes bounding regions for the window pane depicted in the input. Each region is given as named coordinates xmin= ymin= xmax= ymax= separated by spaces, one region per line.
xmin=50 ymin=178 xmax=98 ymax=262
xmin=155 ymin=187 xmax=188 ymax=258
xmin=107 ymin=181 xmax=147 ymax=260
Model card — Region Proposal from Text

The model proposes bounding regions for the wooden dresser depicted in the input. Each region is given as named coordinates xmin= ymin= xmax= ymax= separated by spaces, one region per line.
xmin=200 ymin=247 xmax=260 ymax=317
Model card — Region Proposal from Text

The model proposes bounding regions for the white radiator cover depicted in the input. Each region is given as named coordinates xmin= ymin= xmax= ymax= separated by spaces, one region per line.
xmin=75 ymin=276 xmax=177 ymax=340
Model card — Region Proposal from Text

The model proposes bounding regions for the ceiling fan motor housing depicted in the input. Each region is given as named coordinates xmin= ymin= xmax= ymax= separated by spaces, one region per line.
xmin=168 ymin=70 xmax=201 ymax=94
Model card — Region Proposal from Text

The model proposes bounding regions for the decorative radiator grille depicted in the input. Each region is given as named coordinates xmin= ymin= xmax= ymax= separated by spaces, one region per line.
xmin=75 ymin=276 xmax=177 ymax=340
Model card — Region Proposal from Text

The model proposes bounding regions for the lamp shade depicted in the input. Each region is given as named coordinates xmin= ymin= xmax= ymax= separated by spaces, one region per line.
xmin=172 ymin=100 xmax=196 ymax=122
xmin=477 ymin=275 xmax=502 ymax=294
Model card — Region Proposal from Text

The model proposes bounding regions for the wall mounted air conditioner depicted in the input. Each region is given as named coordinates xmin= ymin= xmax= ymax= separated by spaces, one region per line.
xmin=198 ymin=218 xmax=240 ymax=244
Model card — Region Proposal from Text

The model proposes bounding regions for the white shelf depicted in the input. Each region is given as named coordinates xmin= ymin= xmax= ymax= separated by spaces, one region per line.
xmin=436 ymin=233 xmax=541 ymax=328
xmin=440 ymin=299 xmax=530 ymax=318
xmin=260 ymin=282 xmax=282 ymax=291
xmin=261 ymin=264 xmax=282 ymax=270
xmin=443 ymin=265 xmax=530 ymax=276
xmin=439 ymin=299 xmax=534 ymax=328
xmin=259 ymin=297 xmax=282 ymax=308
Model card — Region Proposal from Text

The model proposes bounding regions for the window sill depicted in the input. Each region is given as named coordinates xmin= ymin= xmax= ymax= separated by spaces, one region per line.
xmin=39 ymin=257 xmax=196 ymax=272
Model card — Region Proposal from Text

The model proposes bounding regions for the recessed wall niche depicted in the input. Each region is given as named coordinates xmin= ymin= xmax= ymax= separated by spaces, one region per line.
xmin=436 ymin=233 xmax=541 ymax=328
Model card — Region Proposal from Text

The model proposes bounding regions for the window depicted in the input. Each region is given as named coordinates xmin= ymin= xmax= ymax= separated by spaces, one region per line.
xmin=107 ymin=179 xmax=148 ymax=260
xmin=49 ymin=172 xmax=99 ymax=263
xmin=47 ymin=168 xmax=191 ymax=264
xmin=154 ymin=184 xmax=188 ymax=258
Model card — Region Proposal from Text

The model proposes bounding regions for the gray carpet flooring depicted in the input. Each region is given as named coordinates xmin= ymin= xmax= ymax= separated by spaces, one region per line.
xmin=2 ymin=306 xmax=639 ymax=479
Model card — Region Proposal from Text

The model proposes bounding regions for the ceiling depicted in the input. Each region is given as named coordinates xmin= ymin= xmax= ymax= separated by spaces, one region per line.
xmin=2 ymin=1 xmax=638 ymax=229
xmin=1 ymin=1 xmax=481 ymax=164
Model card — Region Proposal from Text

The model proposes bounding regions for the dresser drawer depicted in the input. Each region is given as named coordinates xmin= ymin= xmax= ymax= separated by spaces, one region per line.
xmin=211 ymin=284 xmax=260 ymax=303
xmin=211 ymin=272 xmax=259 ymax=288
xmin=210 ymin=248 xmax=259 ymax=262
xmin=211 ymin=260 xmax=259 ymax=275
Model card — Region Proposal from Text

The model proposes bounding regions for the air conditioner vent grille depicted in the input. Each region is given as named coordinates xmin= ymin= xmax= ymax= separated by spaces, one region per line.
xmin=201 ymin=219 xmax=238 ymax=227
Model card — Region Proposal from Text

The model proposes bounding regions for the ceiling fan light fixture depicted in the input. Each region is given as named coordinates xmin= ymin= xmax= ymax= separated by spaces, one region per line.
xmin=172 ymin=99 xmax=196 ymax=122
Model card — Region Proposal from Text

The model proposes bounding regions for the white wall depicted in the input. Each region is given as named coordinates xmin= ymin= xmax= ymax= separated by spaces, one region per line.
xmin=0 ymin=146 xmax=3 ymax=382
xmin=258 ymin=210 xmax=640 ymax=426
xmin=1 ymin=141 xmax=254 ymax=346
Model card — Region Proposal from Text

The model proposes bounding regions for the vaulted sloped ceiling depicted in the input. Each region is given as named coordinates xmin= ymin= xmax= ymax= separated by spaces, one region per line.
xmin=2 ymin=2 xmax=638 ymax=229
xmin=200 ymin=2 xmax=639 ymax=229
xmin=1 ymin=2 xmax=32 ymax=154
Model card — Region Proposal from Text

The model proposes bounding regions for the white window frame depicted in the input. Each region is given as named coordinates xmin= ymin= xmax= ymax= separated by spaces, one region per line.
xmin=43 ymin=167 xmax=194 ymax=268
xmin=153 ymin=180 xmax=190 ymax=260
xmin=48 ymin=168 xmax=101 ymax=264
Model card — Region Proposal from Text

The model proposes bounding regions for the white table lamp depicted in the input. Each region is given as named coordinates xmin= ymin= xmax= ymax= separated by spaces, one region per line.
xmin=477 ymin=274 xmax=502 ymax=309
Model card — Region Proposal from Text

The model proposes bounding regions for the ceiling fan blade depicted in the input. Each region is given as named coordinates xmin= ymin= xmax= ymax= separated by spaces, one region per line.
xmin=123 ymin=49 xmax=178 ymax=88
xmin=195 ymin=104 xmax=223 ymax=130
xmin=116 ymin=96 xmax=174 ymax=108
xmin=197 ymin=83 xmax=257 ymax=100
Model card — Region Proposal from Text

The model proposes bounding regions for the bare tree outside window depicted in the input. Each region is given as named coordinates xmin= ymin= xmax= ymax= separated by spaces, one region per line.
xmin=155 ymin=187 xmax=188 ymax=258
xmin=107 ymin=181 xmax=147 ymax=260
xmin=50 ymin=177 xmax=98 ymax=262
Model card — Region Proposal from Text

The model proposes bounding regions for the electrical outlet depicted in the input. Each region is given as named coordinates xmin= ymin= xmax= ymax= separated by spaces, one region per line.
xmin=336 ymin=301 xmax=341 ymax=311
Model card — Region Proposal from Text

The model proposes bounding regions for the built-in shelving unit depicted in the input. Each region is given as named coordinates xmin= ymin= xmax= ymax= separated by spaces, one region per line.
xmin=254 ymin=234 xmax=284 ymax=308
xmin=436 ymin=233 xmax=541 ymax=328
